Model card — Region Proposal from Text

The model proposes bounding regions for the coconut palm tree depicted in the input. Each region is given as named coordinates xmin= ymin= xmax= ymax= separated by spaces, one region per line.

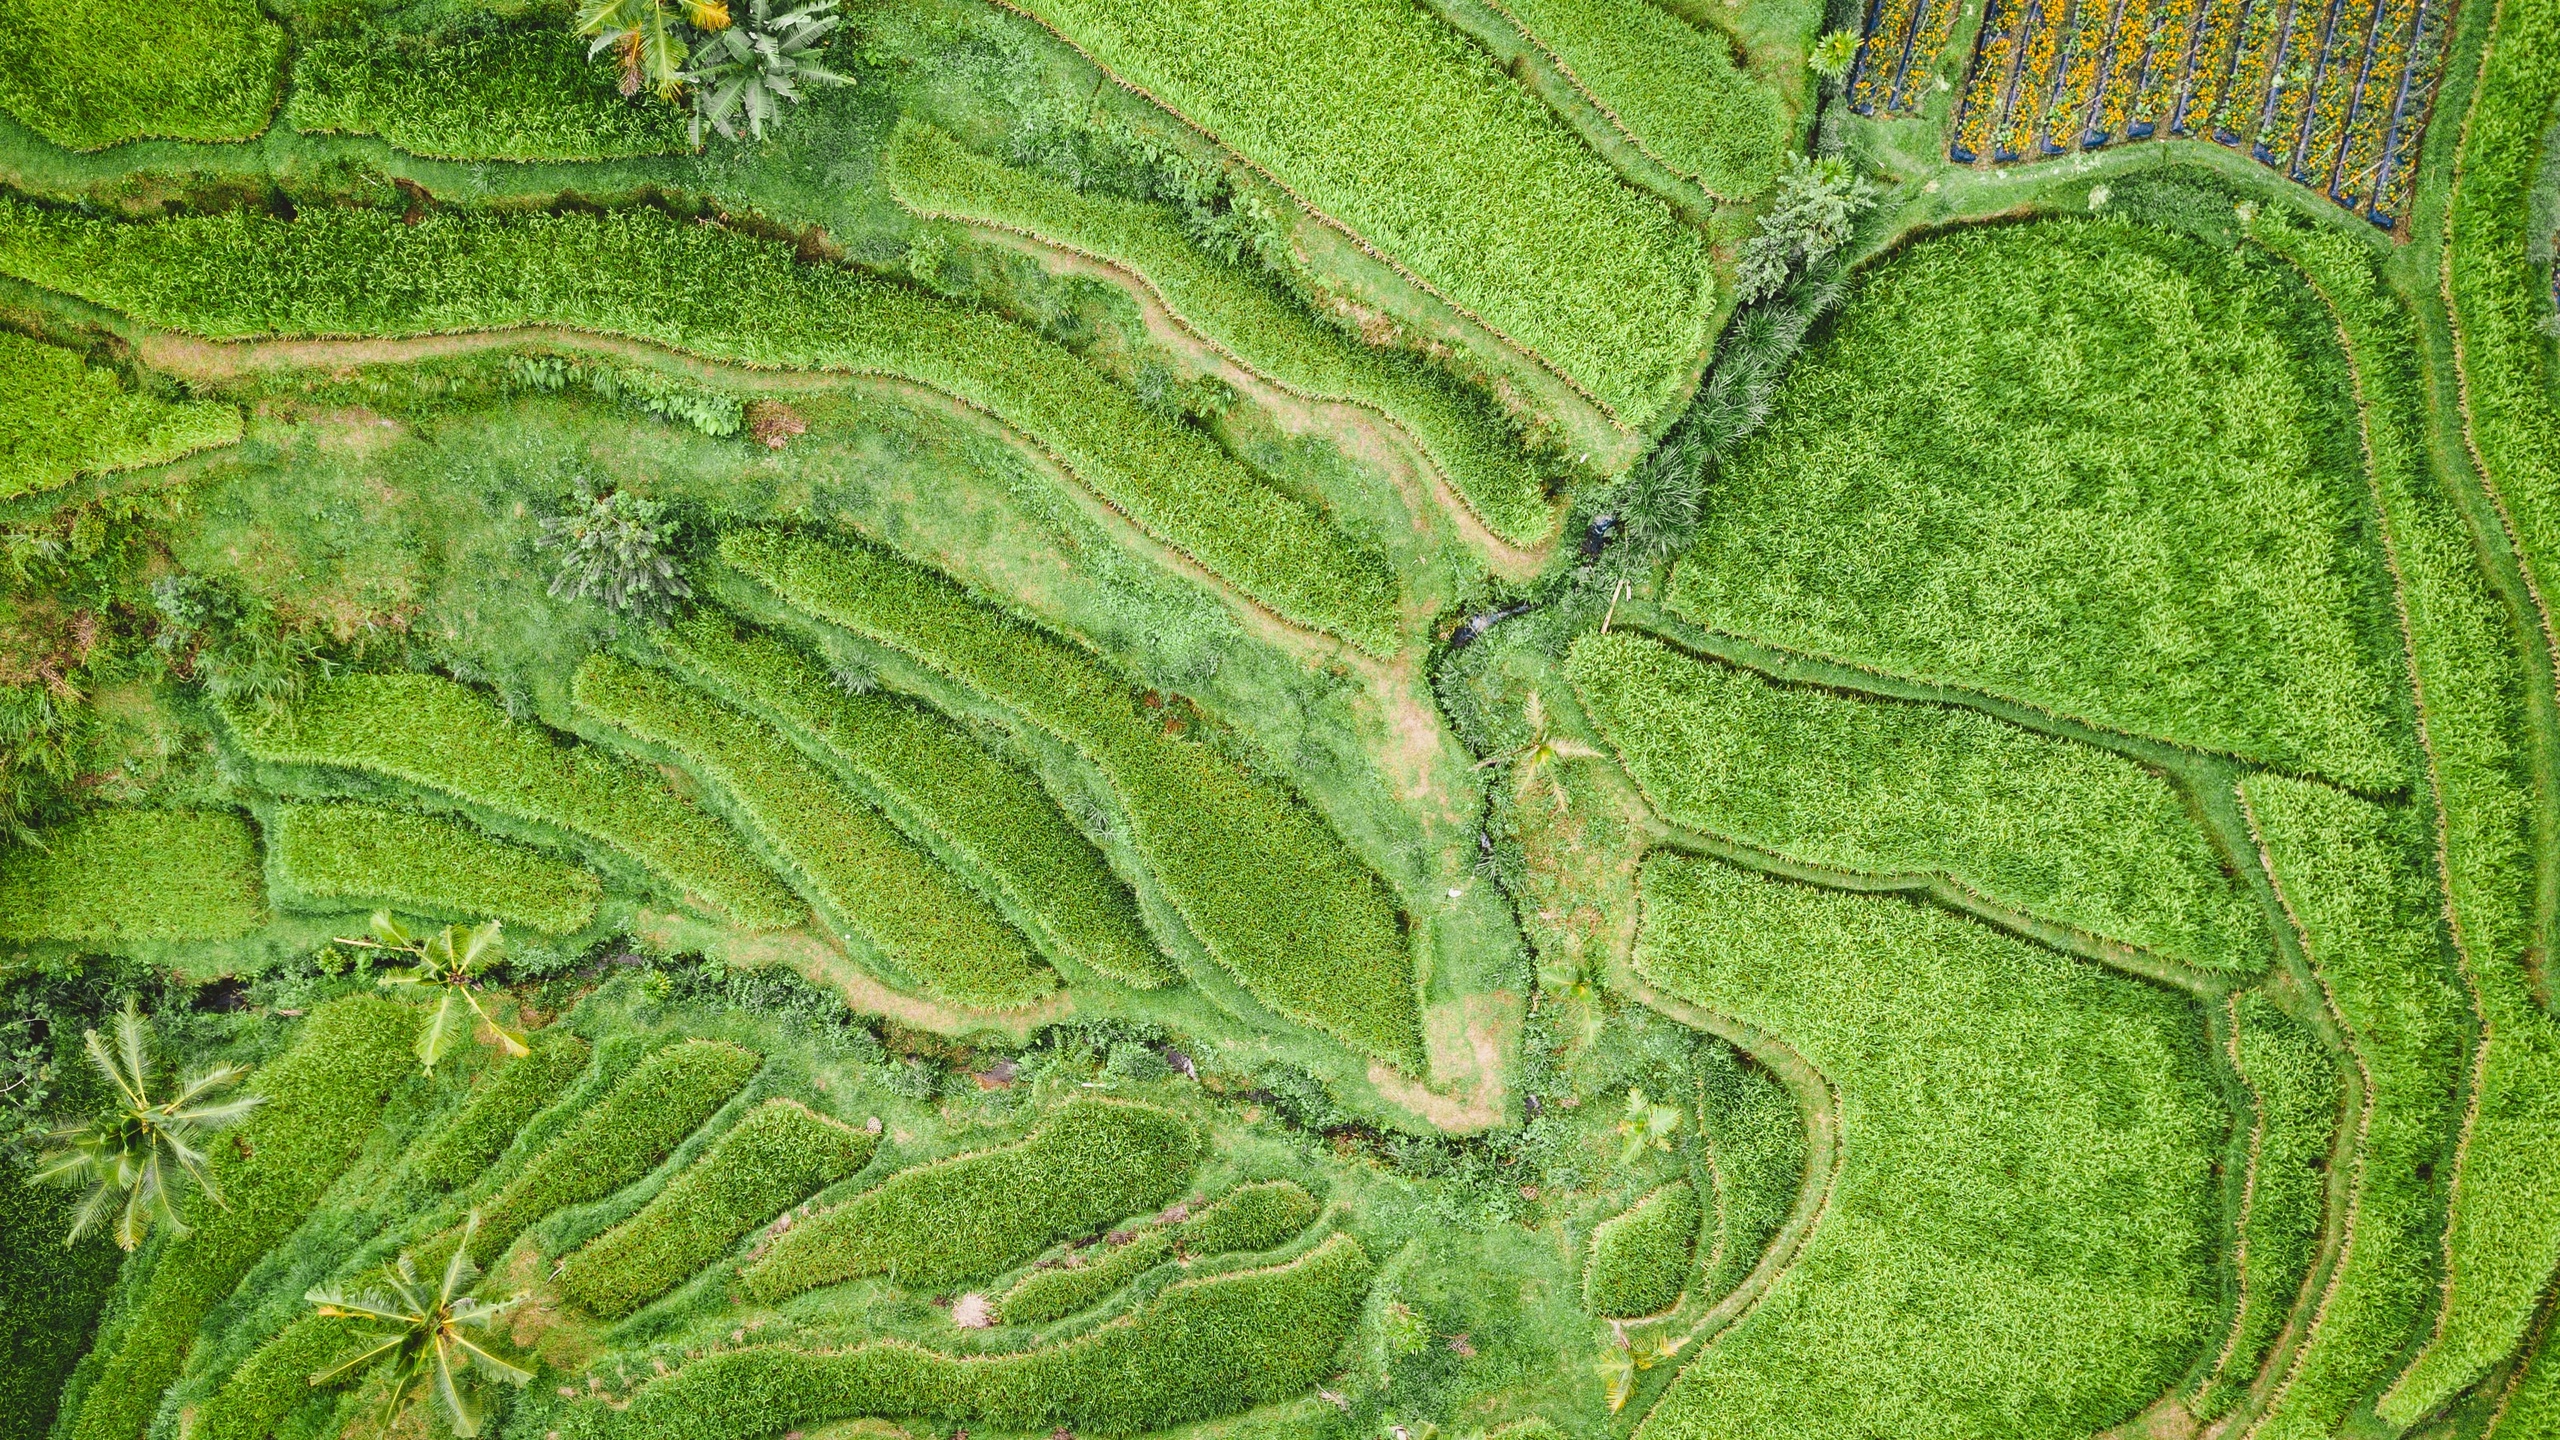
xmin=33 ymin=998 xmax=261 ymax=1250
xmin=1473 ymin=693 xmax=1601 ymax=814
xmin=344 ymin=914 xmax=527 ymax=1073
xmin=307 ymin=1215 xmax=533 ymax=1438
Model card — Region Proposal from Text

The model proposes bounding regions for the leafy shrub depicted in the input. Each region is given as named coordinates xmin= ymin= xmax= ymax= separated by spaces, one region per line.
xmin=1633 ymin=855 xmax=2224 ymax=1440
xmin=1569 ymin=629 xmax=2265 ymax=973
xmin=0 ymin=331 xmax=238 ymax=500
xmin=406 ymin=1029 xmax=594 ymax=1192
xmin=1733 ymin=156 xmax=1876 ymax=303
xmin=1490 ymin=0 xmax=1792 ymax=199
xmin=0 ymin=808 xmax=264 ymax=944
xmin=599 ymin=1232 xmax=1373 ymax=1439
xmin=540 ymin=483 xmax=694 ymax=628
xmin=0 ymin=199 xmax=1397 ymax=652
xmin=66 ymin=996 xmax=416 ymax=1440
xmin=742 ymin=1097 xmax=1199 ymax=1299
xmin=998 ymin=1230 xmax=1175 ymax=1324
xmin=289 ymin=24 xmax=689 ymax=161
xmin=468 ymin=1039 xmax=763 ymax=1264
xmin=681 ymin=0 xmax=850 ymax=145
xmin=267 ymin=802 xmax=603 ymax=936
xmin=0 ymin=0 xmax=282 ymax=150
xmin=1583 ymin=1180 xmax=1698 ymax=1318
xmin=1004 ymin=0 xmax=1713 ymax=426
xmin=559 ymin=1098 xmax=874 ymax=1317
xmin=573 ymin=655 xmax=1054 ymax=1009
xmin=722 ymin=529 xmax=1424 ymax=1066
xmin=221 ymin=674 xmax=801 ymax=930
xmin=660 ymin=615 xmax=1171 ymax=988
xmin=882 ymin=120 xmax=1554 ymax=545
xmin=510 ymin=356 xmax=745 ymax=436
xmin=1179 ymin=1179 xmax=1320 ymax=1257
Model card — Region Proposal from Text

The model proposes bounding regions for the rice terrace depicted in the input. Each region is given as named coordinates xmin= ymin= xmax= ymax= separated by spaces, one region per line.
xmin=0 ymin=0 xmax=2557 ymax=1432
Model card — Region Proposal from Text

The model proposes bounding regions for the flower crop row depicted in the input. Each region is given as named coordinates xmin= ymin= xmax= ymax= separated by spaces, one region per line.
xmin=1852 ymin=0 xmax=1920 ymax=112
xmin=1996 ymin=0 xmax=2074 ymax=156
xmin=2333 ymin=0 xmax=2420 ymax=209
xmin=2295 ymin=0 xmax=2382 ymax=186
xmin=2208 ymin=0 xmax=2286 ymax=139
xmin=2090 ymin=0 xmax=2162 ymax=139
xmin=1893 ymin=0 xmax=1967 ymax=110
xmin=1949 ymin=0 xmax=2024 ymax=159
xmin=2039 ymin=0 xmax=2116 ymax=150
xmin=2251 ymin=14 xmax=2321 ymax=165
xmin=2178 ymin=0 xmax=2254 ymax=133
xmin=2373 ymin=0 xmax=2453 ymax=223
xmin=2127 ymin=0 xmax=2202 ymax=129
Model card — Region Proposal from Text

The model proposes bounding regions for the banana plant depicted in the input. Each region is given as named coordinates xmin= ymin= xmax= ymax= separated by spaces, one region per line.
xmin=343 ymin=914 xmax=526 ymax=1073
xmin=307 ymin=1215 xmax=532 ymax=1438
xmin=1614 ymin=1086 xmax=1684 ymax=1168
xmin=33 ymin=998 xmax=260 ymax=1250
xmin=576 ymin=0 xmax=731 ymax=100
xmin=682 ymin=0 xmax=852 ymax=145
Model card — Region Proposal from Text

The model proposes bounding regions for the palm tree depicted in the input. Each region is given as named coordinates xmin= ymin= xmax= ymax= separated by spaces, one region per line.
xmin=307 ymin=1215 xmax=534 ymax=1438
xmin=343 ymin=914 xmax=527 ymax=1073
xmin=1474 ymin=694 xmax=1601 ymax=814
xmin=33 ymin=998 xmax=261 ymax=1250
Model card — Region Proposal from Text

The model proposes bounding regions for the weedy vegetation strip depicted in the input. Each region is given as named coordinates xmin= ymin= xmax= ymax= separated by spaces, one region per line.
xmin=406 ymin=1029 xmax=595 ymax=1192
xmin=0 ymin=0 xmax=282 ymax=149
xmin=559 ymin=1098 xmax=876 ymax=1317
xmin=65 ymin=996 xmax=416 ymax=1440
xmin=0 ymin=198 xmax=1398 ymax=652
xmin=722 ymin=527 xmax=1426 ymax=1068
xmin=743 ymin=1097 xmax=1200 ymax=1298
xmin=221 ymin=673 xmax=801 ymax=930
xmin=1006 ymin=0 xmax=1716 ymax=427
xmin=288 ymin=23 xmax=689 ymax=161
xmin=1666 ymin=218 xmax=2410 ymax=791
xmin=0 ymin=331 xmax=239 ymax=500
xmin=1584 ymin=1179 xmax=1700 ymax=1318
xmin=0 ymin=808 xmax=264 ymax=944
xmin=573 ymin=654 xmax=1055 ymax=1009
xmin=659 ymin=614 xmax=1171 ymax=989
xmin=881 ymin=120 xmax=1555 ymax=546
xmin=1570 ymin=629 xmax=2266 ymax=973
xmin=1631 ymin=855 xmax=2224 ymax=1440
xmin=267 ymin=801 xmax=602 ymax=935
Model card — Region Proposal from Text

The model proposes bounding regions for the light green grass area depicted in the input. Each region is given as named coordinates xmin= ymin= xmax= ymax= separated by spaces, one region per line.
xmin=222 ymin=674 xmax=801 ymax=930
xmin=2240 ymin=774 xmax=2470 ymax=1439
xmin=2199 ymin=991 xmax=2336 ymax=1413
xmin=1008 ymin=0 xmax=1715 ymax=426
xmin=1488 ymin=0 xmax=1791 ymax=199
xmin=743 ymin=1097 xmax=1199 ymax=1298
xmin=1583 ymin=1179 xmax=1698 ymax=1318
xmin=1570 ymin=629 xmax=2263 ymax=972
xmin=0 ymin=807 xmax=265 ymax=944
xmin=573 ymin=654 xmax=1054 ymax=1009
xmin=0 ymin=200 xmax=1399 ymax=652
xmin=0 ymin=331 xmax=239 ymax=499
xmin=1693 ymin=1038 xmax=1804 ymax=1299
xmin=1633 ymin=855 xmax=2222 ymax=1440
xmin=1180 ymin=1179 xmax=1321 ymax=1256
xmin=722 ymin=528 xmax=1424 ymax=1067
xmin=406 ymin=1029 xmax=594 ymax=1192
xmin=0 ymin=0 xmax=281 ymax=150
xmin=657 ymin=615 xmax=1170 ymax=988
xmin=881 ymin=120 xmax=1557 ymax=545
xmin=559 ymin=1098 xmax=876 ymax=1318
xmin=65 ymin=996 xmax=416 ymax=1440
xmin=1000 ymin=1230 xmax=1176 ymax=1325
xmin=1666 ymin=218 xmax=2409 ymax=790
xmin=470 ymin=1039 xmax=764 ymax=1264
xmin=289 ymin=25 xmax=690 ymax=161
xmin=266 ymin=801 xmax=602 ymax=935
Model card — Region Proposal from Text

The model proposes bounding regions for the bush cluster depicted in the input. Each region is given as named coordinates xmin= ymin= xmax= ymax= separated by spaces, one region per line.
xmin=267 ymin=802 xmax=602 ymax=936
xmin=0 ymin=331 xmax=239 ymax=500
xmin=1583 ymin=1179 xmax=1698 ymax=1318
xmin=405 ymin=1029 xmax=594 ymax=1192
xmin=742 ymin=1097 xmax=1199 ymax=1299
xmin=660 ymin=615 xmax=1172 ymax=988
xmin=510 ymin=355 xmax=745 ymax=437
xmin=573 ymin=654 xmax=1055 ymax=1009
xmin=559 ymin=1098 xmax=875 ymax=1317
xmin=0 ymin=808 xmax=265 ymax=945
xmin=289 ymin=24 xmax=690 ymax=161
xmin=1492 ymin=0 xmax=1791 ymax=200
xmin=722 ymin=528 xmax=1425 ymax=1066
xmin=222 ymin=673 xmax=802 ymax=930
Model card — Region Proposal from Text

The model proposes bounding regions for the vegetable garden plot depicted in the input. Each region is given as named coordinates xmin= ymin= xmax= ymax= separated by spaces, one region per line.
xmin=1928 ymin=0 xmax=2455 ymax=226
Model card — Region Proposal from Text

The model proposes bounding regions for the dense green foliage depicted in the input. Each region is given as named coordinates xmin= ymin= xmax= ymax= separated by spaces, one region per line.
xmin=407 ymin=1030 xmax=595 ymax=1192
xmin=223 ymin=674 xmax=800 ymax=930
xmin=1491 ymin=0 xmax=1790 ymax=198
xmin=65 ymin=997 xmax=415 ymax=1440
xmin=881 ymin=120 xmax=1556 ymax=545
xmin=1693 ymin=1039 xmax=1804 ymax=1298
xmin=1009 ymin=0 xmax=1714 ymax=425
xmin=574 ymin=654 xmax=1053 ymax=1008
xmin=2200 ymin=992 xmax=2336 ymax=1412
xmin=0 ymin=332 xmax=238 ymax=500
xmin=0 ymin=1172 xmax=120 ymax=1440
xmin=289 ymin=25 xmax=690 ymax=160
xmin=1633 ymin=855 xmax=2221 ymax=1439
xmin=0 ymin=0 xmax=281 ymax=149
xmin=560 ymin=1098 xmax=875 ymax=1317
xmin=0 ymin=200 xmax=1398 ymax=652
xmin=0 ymin=808 xmax=264 ymax=944
xmin=580 ymin=1232 xmax=1372 ymax=1438
xmin=1667 ymin=219 xmax=2408 ymax=790
xmin=723 ymin=528 xmax=1424 ymax=1066
xmin=743 ymin=1098 xmax=1199 ymax=1298
xmin=1180 ymin=1179 xmax=1321 ymax=1256
xmin=267 ymin=802 xmax=602 ymax=936
xmin=1583 ymin=1179 xmax=1698 ymax=1318
xmin=1570 ymin=629 xmax=2263 ymax=972
xmin=999 ymin=1230 xmax=1176 ymax=1324
xmin=469 ymin=1039 xmax=762 ymax=1264
xmin=657 ymin=616 xmax=1170 ymax=988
